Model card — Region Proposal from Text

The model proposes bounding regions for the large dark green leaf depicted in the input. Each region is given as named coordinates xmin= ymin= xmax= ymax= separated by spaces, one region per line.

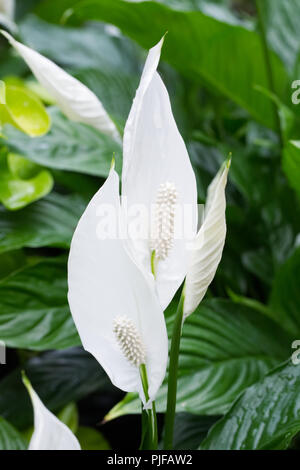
xmin=0 ymin=192 xmax=86 ymax=254
xmin=0 ymin=348 xmax=115 ymax=430
xmin=270 ymin=247 xmax=300 ymax=336
xmin=70 ymin=0 xmax=289 ymax=129
xmin=20 ymin=14 xmax=141 ymax=74
xmin=0 ymin=417 xmax=27 ymax=450
xmin=3 ymin=107 xmax=121 ymax=177
xmin=0 ymin=256 xmax=80 ymax=350
xmin=201 ymin=361 xmax=300 ymax=450
xmin=172 ymin=414 xmax=219 ymax=450
xmin=106 ymin=299 xmax=291 ymax=420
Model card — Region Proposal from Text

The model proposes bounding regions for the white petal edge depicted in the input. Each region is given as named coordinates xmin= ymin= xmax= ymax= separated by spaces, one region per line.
xmin=122 ymin=37 xmax=198 ymax=310
xmin=0 ymin=0 xmax=14 ymax=19
xmin=68 ymin=167 xmax=168 ymax=404
xmin=22 ymin=375 xmax=81 ymax=451
xmin=1 ymin=30 xmax=121 ymax=143
xmin=183 ymin=160 xmax=230 ymax=319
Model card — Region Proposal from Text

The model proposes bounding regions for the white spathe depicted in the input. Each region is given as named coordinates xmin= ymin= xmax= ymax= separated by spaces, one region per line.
xmin=0 ymin=0 xmax=14 ymax=19
xmin=23 ymin=376 xmax=81 ymax=451
xmin=122 ymin=38 xmax=198 ymax=310
xmin=1 ymin=30 xmax=121 ymax=143
xmin=184 ymin=160 xmax=230 ymax=318
xmin=68 ymin=166 xmax=168 ymax=404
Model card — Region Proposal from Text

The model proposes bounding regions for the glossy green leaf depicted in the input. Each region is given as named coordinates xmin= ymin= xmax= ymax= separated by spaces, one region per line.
xmin=283 ymin=141 xmax=300 ymax=198
xmin=0 ymin=84 xmax=50 ymax=136
xmin=0 ymin=250 xmax=27 ymax=279
xmin=0 ymin=256 xmax=80 ymax=350
xmin=20 ymin=15 xmax=141 ymax=75
xmin=76 ymin=426 xmax=111 ymax=450
xmin=106 ymin=299 xmax=291 ymax=420
xmin=0 ymin=348 xmax=113 ymax=430
xmin=201 ymin=361 xmax=300 ymax=450
xmin=172 ymin=414 xmax=219 ymax=450
xmin=3 ymin=107 xmax=121 ymax=176
xmin=0 ymin=417 xmax=27 ymax=450
xmin=70 ymin=0 xmax=289 ymax=129
xmin=0 ymin=192 xmax=87 ymax=254
xmin=0 ymin=151 xmax=54 ymax=210
xmin=270 ymin=247 xmax=300 ymax=336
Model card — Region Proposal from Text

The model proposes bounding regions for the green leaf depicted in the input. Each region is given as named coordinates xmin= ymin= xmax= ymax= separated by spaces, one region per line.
xmin=0 ymin=192 xmax=87 ymax=254
xmin=0 ymin=151 xmax=54 ymax=210
xmin=20 ymin=15 xmax=141 ymax=76
xmin=3 ymin=107 xmax=121 ymax=176
xmin=0 ymin=80 xmax=5 ymax=104
xmin=0 ymin=417 xmax=27 ymax=450
xmin=57 ymin=402 xmax=78 ymax=434
xmin=0 ymin=250 xmax=27 ymax=280
xmin=258 ymin=0 xmax=300 ymax=72
xmin=73 ymin=68 xmax=138 ymax=130
xmin=0 ymin=256 xmax=80 ymax=350
xmin=0 ymin=347 xmax=113 ymax=430
xmin=106 ymin=299 xmax=291 ymax=420
xmin=201 ymin=361 xmax=300 ymax=450
xmin=172 ymin=414 xmax=219 ymax=450
xmin=76 ymin=426 xmax=111 ymax=450
xmin=283 ymin=141 xmax=300 ymax=198
xmin=70 ymin=0 xmax=289 ymax=129
xmin=0 ymin=85 xmax=50 ymax=136
xmin=270 ymin=247 xmax=300 ymax=336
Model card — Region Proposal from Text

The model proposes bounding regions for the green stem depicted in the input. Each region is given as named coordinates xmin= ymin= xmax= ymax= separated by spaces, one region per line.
xmin=256 ymin=0 xmax=283 ymax=146
xmin=163 ymin=290 xmax=185 ymax=450
xmin=139 ymin=363 xmax=158 ymax=449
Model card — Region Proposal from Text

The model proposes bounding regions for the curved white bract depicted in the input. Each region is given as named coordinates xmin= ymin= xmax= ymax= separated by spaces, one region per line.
xmin=184 ymin=161 xmax=230 ymax=318
xmin=23 ymin=375 xmax=81 ymax=451
xmin=122 ymin=38 xmax=198 ymax=310
xmin=1 ymin=31 xmax=121 ymax=143
xmin=0 ymin=0 xmax=14 ymax=19
xmin=68 ymin=168 xmax=168 ymax=404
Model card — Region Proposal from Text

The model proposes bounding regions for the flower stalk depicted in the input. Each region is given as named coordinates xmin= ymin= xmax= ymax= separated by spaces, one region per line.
xmin=163 ymin=289 xmax=185 ymax=450
xmin=139 ymin=364 xmax=158 ymax=450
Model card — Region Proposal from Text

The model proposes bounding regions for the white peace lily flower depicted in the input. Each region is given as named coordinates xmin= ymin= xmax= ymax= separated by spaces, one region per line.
xmin=122 ymin=38 xmax=198 ymax=310
xmin=0 ymin=0 xmax=16 ymax=32
xmin=22 ymin=374 xmax=81 ymax=451
xmin=1 ymin=30 xmax=121 ymax=143
xmin=0 ymin=0 xmax=14 ymax=19
xmin=68 ymin=164 xmax=168 ymax=405
xmin=183 ymin=159 xmax=230 ymax=319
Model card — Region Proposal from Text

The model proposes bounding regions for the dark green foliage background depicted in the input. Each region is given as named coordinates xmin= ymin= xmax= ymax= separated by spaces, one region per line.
xmin=0 ymin=0 xmax=300 ymax=450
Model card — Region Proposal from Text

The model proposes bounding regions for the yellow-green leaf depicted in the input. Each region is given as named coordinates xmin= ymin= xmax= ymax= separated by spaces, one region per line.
xmin=0 ymin=151 xmax=53 ymax=210
xmin=0 ymin=85 xmax=50 ymax=136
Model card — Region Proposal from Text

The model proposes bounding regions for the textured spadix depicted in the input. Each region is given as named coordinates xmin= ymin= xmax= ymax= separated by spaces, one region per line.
xmin=122 ymin=37 xmax=198 ymax=310
xmin=1 ymin=31 xmax=121 ymax=143
xmin=184 ymin=160 xmax=230 ymax=318
xmin=150 ymin=182 xmax=177 ymax=261
xmin=23 ymin=374 xmax=80 ymax=450
xmin=68 ymin=167 xmax=168 ymax=404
